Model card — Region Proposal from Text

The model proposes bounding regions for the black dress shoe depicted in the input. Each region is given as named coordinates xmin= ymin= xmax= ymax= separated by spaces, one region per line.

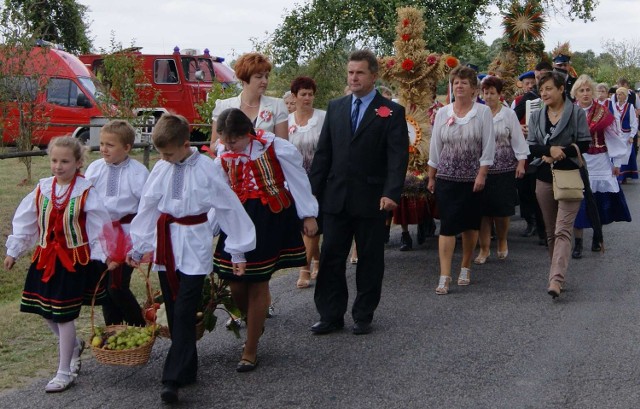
xmin=572 ymin=238 xmax=583 ymax=259
xmin=161 ymin=382 xmax=179 ymax=404
xmin=352 ymin=321 xmax=372 ymax=335
xmin=310 ymin=320 xmax=344 ymax=334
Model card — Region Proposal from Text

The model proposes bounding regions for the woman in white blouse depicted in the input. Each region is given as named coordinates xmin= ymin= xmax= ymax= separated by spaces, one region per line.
xmin=474 ymin=76 xmax=529 ymax=264
xmin=287 ymin=76 xmax=326 ymax=288
xmin=211 ymin=52 xmax=288 ymax=147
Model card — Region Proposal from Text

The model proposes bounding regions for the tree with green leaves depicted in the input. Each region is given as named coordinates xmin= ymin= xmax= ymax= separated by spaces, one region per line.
xmin=1 ymin=0 xmax=92 ymax=53
xmin=266 ymin=0 xmax=598 ymax=66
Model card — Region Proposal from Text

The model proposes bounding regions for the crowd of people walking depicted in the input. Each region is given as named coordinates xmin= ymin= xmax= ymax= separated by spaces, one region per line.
xmin=4 ymin=47 xmax=638 ymax=404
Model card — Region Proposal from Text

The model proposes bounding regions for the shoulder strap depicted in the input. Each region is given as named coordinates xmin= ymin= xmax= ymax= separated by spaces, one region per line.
xmin=571 ymin=143 xmax=584 ymax=167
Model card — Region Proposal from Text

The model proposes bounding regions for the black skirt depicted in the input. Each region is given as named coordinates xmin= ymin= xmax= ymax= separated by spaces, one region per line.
xmin=435 ymin=179 xmax=483 ymax=236
xmin=214 ymin=198 xmax=307 ymax=283
xmin=481 ymin=171 xmax=517 ymax=217
xmin=21 ymin=259 xmax=107 ymax=323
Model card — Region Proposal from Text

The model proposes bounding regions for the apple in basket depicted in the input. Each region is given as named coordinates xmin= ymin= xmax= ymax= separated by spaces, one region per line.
xmin=144 ymin=307 xmax=156 ymax=322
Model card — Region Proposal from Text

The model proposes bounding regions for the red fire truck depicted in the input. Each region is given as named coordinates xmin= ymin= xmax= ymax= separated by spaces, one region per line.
xmin=0 ymin=41 xmax=105 ymax=147
xmin=79 ymin=47 xmax=237 ymax=141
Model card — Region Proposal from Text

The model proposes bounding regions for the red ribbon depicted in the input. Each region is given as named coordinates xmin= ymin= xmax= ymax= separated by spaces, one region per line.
xmin=36 ymin=241 xmax=76 ymax=283
xmin=155 ymin=212 xmax=208 ymax=301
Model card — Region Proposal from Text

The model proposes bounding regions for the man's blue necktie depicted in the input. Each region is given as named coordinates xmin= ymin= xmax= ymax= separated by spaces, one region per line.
xmin=351 ymin=98 xmax=362 ymax=134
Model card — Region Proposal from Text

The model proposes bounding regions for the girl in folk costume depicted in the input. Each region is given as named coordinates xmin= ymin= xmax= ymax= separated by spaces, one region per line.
xmin=4 ymin=136 xmax=115 ymax=393
xmin=214 ymin=108 xmax=318 ymax=372
xmin=612 ymin=87 xmax=639 ymax=183
xmin=595 ymin=83 xmax=613 ymax=111
xmin=571 ymin=75 xmax=632 ymax=257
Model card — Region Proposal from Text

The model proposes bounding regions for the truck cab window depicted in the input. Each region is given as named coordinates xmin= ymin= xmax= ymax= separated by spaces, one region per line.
xmin=154 ymin=59 xmax=179 ymax=84
xmin=47 ymin=78 xmax=82 ymax=107
xmin=0 ymin=76 xmax=37 ymax=102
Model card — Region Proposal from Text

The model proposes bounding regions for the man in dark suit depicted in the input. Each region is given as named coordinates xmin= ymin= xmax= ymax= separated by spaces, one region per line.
xmin=309 ymin=49 xmax=409 ymax=335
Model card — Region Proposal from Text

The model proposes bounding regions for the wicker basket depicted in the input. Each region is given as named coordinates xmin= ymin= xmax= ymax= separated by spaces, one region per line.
xmin=90 ymin=267 xmax=156 ymax=366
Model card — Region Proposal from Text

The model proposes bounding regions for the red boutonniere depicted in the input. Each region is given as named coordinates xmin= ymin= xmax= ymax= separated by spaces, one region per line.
xmin=259 ymin=110 xmax=273 ymax=122
xmin=446 ymin=115 xmax=456 ymax=126
xmin=376 ymin=106 xmax=393 ymax=118
xmin=288 ymin=125 xmax=297 ymax=135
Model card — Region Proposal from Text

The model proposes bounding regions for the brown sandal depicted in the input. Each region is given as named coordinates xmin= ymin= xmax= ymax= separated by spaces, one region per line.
xmin=296 ymin=270 xmax=311 ymax=288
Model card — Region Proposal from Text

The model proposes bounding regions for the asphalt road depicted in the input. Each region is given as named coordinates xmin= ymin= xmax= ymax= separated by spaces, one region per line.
xmin=3 ymin=183 xmax=640 ymax=409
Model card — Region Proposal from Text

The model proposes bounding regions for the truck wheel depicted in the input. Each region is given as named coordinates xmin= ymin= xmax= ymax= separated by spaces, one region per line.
xmin=77 ymin=130 xmax=90 ymax=145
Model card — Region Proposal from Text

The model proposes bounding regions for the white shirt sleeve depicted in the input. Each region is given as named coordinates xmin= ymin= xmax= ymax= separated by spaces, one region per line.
xmin=210 ymin=161 xmax=256 ymax=261
xmin=506 ymin=109 xmax=530 ymax=160
xmin=273 ymin=138 xmax=319 ymax=219
xmin=129 ymin=163 xmax=164 ymax=256
xmin=428 ymin=108 xmax=447 ymax=169
xmin=5 ymin=188 xmax=39 ymax=259
xmin=85 ymin=187 xmax=115 ymax=262
xmin=479 ymin=106 xmax=496 ymax=167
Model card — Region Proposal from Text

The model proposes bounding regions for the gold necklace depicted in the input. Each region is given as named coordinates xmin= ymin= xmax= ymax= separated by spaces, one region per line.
xmin=241 ymin=98 xmax=259 ymax=108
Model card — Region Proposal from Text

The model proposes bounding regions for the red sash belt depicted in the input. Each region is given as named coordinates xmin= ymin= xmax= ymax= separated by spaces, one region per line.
xmin=155 ymin=212 xmax=208 ymax=301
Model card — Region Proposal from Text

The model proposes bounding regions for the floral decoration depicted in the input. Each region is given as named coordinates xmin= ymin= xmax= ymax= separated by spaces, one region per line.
xmin=386 ymin=59 xmax=396 ymax=68
xmin=402 ymin=18 xmax=410 ymax=27
xmin=446 ymin=115 xmax=456 ymax=126
xmin=259 ymin=110 xmax=273 ymax=122
xmin=288 ymin=125 xmax=297 ymax=135
xmin=375 ymin=106 xmax=393 ymax=118
xmin=426 ymin=55 xmax=437 ymax=65
xmin=401 ymin=33 xmax=411 ymax=41
xmin=401 ymin=58 xmax=415 ymax=71
xmin=445 ymin=56 xmax=459 ymax=68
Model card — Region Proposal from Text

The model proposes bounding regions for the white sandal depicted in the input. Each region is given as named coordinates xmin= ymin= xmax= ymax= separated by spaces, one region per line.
xmin=45 ymin=371 xmax=75 ymax=393
xmin=457 ymin=268 xmax=471 ymax=286
xmin=435 ymin=276 xmax=451 ymax=295
xmin=70 ymin=337 xmax=85 ymax=376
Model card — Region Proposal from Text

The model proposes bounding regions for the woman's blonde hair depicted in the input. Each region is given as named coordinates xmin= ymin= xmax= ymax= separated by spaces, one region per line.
xmin=570 ymin=74 xmax=596 ymax=99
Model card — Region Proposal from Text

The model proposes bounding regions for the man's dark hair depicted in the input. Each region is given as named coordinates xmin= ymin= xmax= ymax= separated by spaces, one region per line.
xmin=349 ymin=49 xmax=379 ymax=74
xmin=535 ymin=61 xmax=553 ymax=71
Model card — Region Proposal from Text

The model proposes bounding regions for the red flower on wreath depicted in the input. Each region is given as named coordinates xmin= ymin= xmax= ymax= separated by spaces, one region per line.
xmin=386 ymin=59 xmax=396 ymax=69
xmin=375 ymin=106 xmax=393 ymax=118
xmin=445 ymin=56 xmax=459 ymax=68
xmin=402 ymin=18 xmax=410 ymax=27
xmin=401 ymin=33 xmax=411 ymax=41
xmin=401 ymin=58 xmax=415 ymax=71
xmin=426 ymin=55 xmax=437 ymax=65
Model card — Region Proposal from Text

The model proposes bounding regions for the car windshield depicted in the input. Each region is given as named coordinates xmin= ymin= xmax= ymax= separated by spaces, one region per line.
xmin=78 ymin=76 xmax=106 ymax=100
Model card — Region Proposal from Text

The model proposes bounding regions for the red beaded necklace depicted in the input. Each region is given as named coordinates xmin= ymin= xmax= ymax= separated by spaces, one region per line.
xmin=51 ymin=172 xmax=78 ymax=210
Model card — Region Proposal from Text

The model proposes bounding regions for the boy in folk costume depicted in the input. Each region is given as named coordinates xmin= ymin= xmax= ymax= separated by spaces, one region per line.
xmin=127 ymin=114 xmax=255 ymax=404
xmin=4 ymin=136 xmax=116 ymax=393
xmin=85 ymin=120 xmax=148 ymax=327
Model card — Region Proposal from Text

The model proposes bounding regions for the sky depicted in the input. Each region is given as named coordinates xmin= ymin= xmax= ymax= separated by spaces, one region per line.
xmin=79 ymin=0 xmax=639 ymax=61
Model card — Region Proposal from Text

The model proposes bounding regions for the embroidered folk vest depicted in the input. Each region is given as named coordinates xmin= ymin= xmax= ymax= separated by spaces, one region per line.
xmin=221 ymin=143 xmax=293 ymax=213
xmin=32 ymin=185 xmax=91 ymax=282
